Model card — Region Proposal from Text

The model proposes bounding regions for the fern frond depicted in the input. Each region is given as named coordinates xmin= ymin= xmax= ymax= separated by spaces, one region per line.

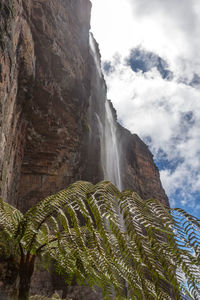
xmin=0 ymin=197 xmax=23 ymax=237
xmin=21 ymin=181 xmax=93 ymax=251
xmin=0 ymin=181 xmax=199 ymax=299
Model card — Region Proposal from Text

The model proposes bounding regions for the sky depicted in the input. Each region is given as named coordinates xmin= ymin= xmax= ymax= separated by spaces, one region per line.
xmin=90 ymin=0 xmax=200 ymax=218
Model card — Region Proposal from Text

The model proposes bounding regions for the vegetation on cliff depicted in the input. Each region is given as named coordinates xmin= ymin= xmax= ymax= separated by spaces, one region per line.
xmin=29 ymin=293 xmax=62 ymax=300
xmin=0 ymin=181 xmax=199 ymax=300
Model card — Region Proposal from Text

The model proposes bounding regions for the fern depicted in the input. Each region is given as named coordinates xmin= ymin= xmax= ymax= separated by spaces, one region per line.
xmin=0 ymin=181 xmax=199 ymax=300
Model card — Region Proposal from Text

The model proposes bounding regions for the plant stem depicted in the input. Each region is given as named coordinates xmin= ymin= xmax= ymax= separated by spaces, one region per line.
xmin=18 ymin=253 xmax=35 ymax=300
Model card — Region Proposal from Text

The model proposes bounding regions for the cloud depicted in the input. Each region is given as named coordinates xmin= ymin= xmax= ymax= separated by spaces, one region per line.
xmin=130 ymin=0 xmax=198 ymax=34
xmin=127 ymin=0 xmax=200 ymax=78
xmin=91 ymin=0 xmax=200 ymax=76
xmin=126 ymin=47 xmax=173 ymax=80
xmin=104 ymin=58 xmax=200 ymax=214
xmin=189 ymin=74 xmax=200 ymax=88
xmin=90 ymin=0 xmax=200 ymax=215
xmin=128 ymin=0 xmax=199 ymax=49
xmin=103 ymin=61 xmax=115 ymax=75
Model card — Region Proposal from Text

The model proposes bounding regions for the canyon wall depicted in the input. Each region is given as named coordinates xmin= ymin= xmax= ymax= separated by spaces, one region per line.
xmin=0 ymin=0 xmax=92 ymax=213
xmin=0 ymin=0 xmax=168 ymax=298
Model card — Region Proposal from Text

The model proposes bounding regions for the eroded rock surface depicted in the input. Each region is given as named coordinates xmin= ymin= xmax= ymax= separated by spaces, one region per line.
xmin=0 ymin=0 xmax=92 ymax=213
xmin=0 ymin=0 xmax=35 ymax=207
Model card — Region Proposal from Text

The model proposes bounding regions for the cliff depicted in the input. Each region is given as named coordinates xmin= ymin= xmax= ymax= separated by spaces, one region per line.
xmin=0 ymin=0 xmax=168 ymax=298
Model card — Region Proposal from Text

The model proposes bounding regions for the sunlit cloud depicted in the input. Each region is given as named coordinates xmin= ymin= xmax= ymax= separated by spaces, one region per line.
xmin=90 ymin=0 xmax=200 ymax=216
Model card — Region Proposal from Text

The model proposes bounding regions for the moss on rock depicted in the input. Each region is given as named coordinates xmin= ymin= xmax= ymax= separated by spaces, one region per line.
xmin=29 ymin=292 xmax=71 ymax=300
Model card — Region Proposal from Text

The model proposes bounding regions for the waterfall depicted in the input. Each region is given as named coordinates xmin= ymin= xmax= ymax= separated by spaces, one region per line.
xmin=89 ymin=33 xmax=122 ymax=191
xmin=104 ymin=101 xmax=122 ymax=190
xmin=89 ymin=34 xmax=102 ymax=78
xmin=89 ymin=33 xmax=127 ymax=296
xmin=95 ymin=113 xmax=106 ymax=175
xmin=96 ymin=108 xmax=122 ymax=190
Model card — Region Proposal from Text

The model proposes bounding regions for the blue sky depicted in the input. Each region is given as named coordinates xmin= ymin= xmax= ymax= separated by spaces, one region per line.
xmin=90 ymin=0 xmax=200 ymax=219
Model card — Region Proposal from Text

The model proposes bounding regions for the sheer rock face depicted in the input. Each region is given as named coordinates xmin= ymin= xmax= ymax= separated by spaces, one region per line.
xmin=0 ymin=0 xmax=168 ymax=298
xmin=0 ymin=0 xmax=35 ymax=207
xmin=0 ymin=0 xmax=92 ymax=212
xmin=16 ymin=0 xmax=92 ymax=213
xmin=119 ymin=125 xmax=169 ymax=205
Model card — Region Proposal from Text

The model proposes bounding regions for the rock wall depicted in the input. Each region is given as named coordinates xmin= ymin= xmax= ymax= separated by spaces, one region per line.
xmin=119 ymin=123 xmax=169 ymax=205
xmin=0 ymin=0 xmax=35 ymax=208
xmin=0 ymin=0 xmax=168 ymax=298
xmin=0 ymin=0 xmax=92 ymax=213
xmin=17 ymin=0 xmax=92 ymax=213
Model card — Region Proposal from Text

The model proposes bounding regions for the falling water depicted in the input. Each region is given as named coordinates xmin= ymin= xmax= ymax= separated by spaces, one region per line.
xmin=89 ymin=34 xmax=102 ymax=78
xmin=95 ymin=107 xmax=122 ymax=190
xmin=95 ymin=101 xmax=122 ymax=191
xmin=96 ymin=108 xmax=127 ymax=295
xmin=89 ymin=33 xmax=127 ymax=296
xmin=104 ymin=101 xmax=122 ymax=190
xmin=95 ymin=113 xmax=106 ymax=173
xmin=89 ymin=33 xmax=122 ymax=190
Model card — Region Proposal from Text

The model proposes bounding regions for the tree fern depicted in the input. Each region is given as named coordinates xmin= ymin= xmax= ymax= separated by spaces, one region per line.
xmin=0 ymin=181 xmax=199 ymax=300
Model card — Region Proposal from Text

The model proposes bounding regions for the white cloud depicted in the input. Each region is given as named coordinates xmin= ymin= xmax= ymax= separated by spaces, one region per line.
xmin=90 ymin=0 xmax=133 ymax=60
xmin=91 ymin=0 xmax=200 ymax=76
xmin=90 ymin=0 xmax=200 ymax=214
xmin=104 ymin=60 xmax=200 ymax=211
